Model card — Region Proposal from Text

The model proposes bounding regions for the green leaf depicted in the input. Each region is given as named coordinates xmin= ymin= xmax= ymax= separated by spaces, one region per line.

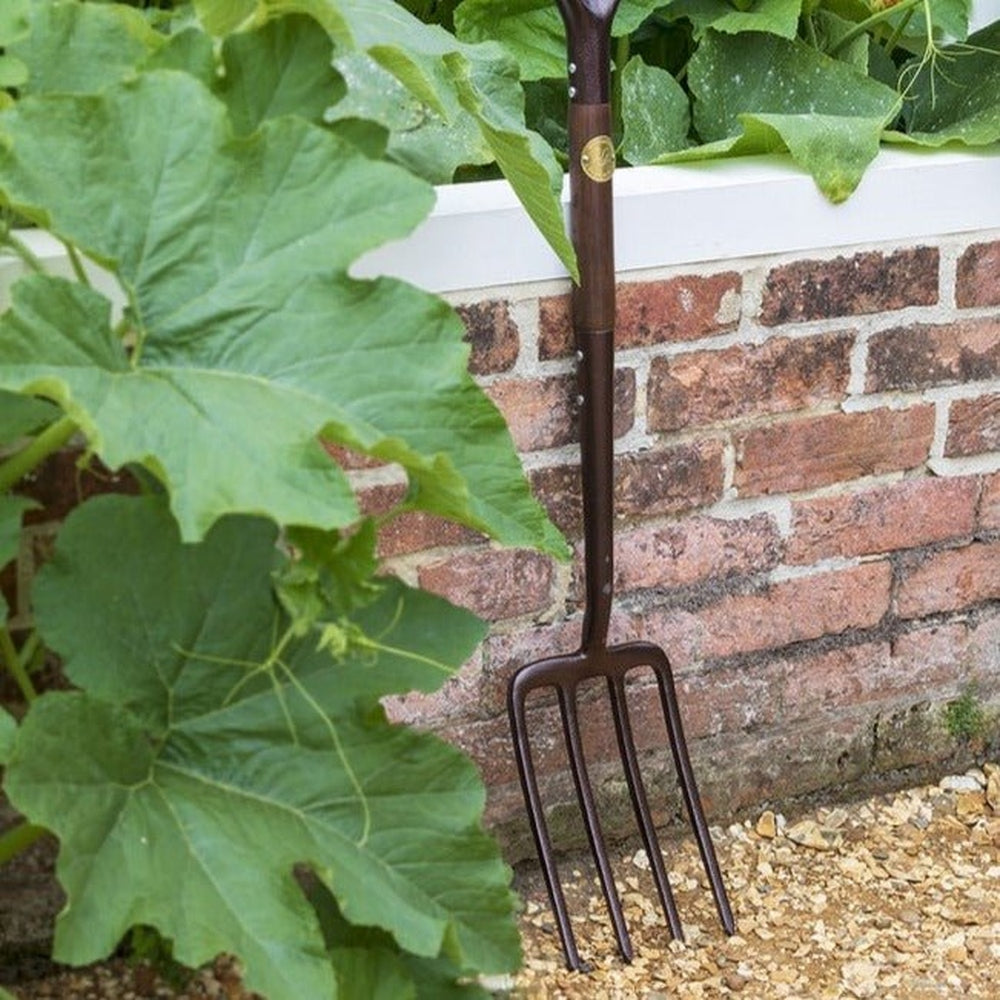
xmin=0 ymin=73 xmax=566 ymax=556
xmin=0 ymin=391 xmax=59 ymax=445
xmin=240 ymin=0 xmax=577 ymax=275
xmin=0 ymin=704 xmax=16 ymax=764
xmin=217 ymin=14 xmax=344 ymax=134
xmin=672 ymin=29 xmax=899 ymax=199
xmin=11 ymin=1 xmax=162 ymax=96
xmin=454 ymin=0 xmax=565 ymax=81
xmin=7 ymin=494 xmax=518 ymax=1000
xmin=671 ymin=0 xmax=804 ymax=39
xmin=312 ymin=882 xmax=492 ymax=1000
xmin=0 ymin=494 xmax=35 ymax=618
xmin=620 ymin=55 xmax=691 ymax=163
xmin=689 ymin=30 xmax=899 ymax=142
xmin=887 ymin=21 xmax=1000 ymax=147
xmin=328 ymin=51 xmax=492 ymax=182
xmin=453 ymin=0 xmax=673 ymax=80
xmin=193 ymin=0 xmax=260 ymax=35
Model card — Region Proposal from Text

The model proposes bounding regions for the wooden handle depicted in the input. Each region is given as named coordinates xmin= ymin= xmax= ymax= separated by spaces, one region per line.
xmin=569 ymin=102 xmax=615 ymax=334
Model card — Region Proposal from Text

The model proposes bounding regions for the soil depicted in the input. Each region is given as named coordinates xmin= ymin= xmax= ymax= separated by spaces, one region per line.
xmin=4 ymin=766 xmax=1000 ymax=999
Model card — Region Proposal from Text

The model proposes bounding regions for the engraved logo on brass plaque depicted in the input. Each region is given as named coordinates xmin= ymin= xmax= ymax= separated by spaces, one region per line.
xmin=580 ymin=135 xmax=615 ymax=182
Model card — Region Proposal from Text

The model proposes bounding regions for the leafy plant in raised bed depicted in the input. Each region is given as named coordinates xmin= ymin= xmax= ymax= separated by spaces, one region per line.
xmin=0 ymin=2 xmax=572 ymax=996
xmin=452 ymin=0 xmax=1000 ymax=201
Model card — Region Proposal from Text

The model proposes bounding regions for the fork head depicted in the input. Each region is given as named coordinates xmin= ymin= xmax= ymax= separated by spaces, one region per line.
xmin=508 ymin=640 xmax=734 ymax=971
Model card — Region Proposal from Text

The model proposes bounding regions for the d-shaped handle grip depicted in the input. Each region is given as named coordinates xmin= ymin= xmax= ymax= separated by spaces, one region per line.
xmin=555 ymin=0 xmax=621 ymax=103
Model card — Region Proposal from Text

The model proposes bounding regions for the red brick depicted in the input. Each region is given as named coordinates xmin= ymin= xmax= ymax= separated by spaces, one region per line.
xmin=455 ymin=300 xmax=519 ymax=374
xmin=787 ymin=476 xmax=979 ymax=564
xmin=321 ymin=440 xmax=384 ymax=471
xmin=866 ymin=318 xmax=1000 ymax=392
xmin=648 ymin=333 xmax=852 ymax=433
xmin=538 ymin=272 xmax=741 ymax=359
xmin=417 ymin=547 xmax=555 ymax=622
xmin=734 ymin=406 xmax=935 ymax=497
xmin=486 ymin=368 xmax=635 ymax=452
xmin=639 ymin=562 xmax=893 ymax=662
xmin=358 ymin=482 xmax=484 ymax=558
xmin=896 ymin=540 xmax=1000 ymax=618
xmin=675 ymin=661 xmax=780 ymax=739
xmin=780 ymin=642 xmax=893 ymax=721
xmin=531 ymin=440 xmax=726 ymax=537
xmin=892 ymin=623 xmax=974 ymax=695
xmin=956 ymin=241 xmax=1000 ymax=308
xmin=611 ymin=513 xmax=783 ymax=593
xmin=968 ymin=611 xmax=1000 ymax=690
xmin=981 ymin=472 xmax=1000 ymax=530
xmin=945 ymin=394 xmax=1000 ymax=458
xmin=760 ymin=247 xmax=939 ymax=326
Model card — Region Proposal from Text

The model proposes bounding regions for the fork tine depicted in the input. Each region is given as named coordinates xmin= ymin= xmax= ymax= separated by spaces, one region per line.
xmin=558 ymin=684 xmax=633 ymax=962
xmin=648 ymin=649 xmax=736 ymax=934
xmin=607 ymin=673 xmax=685 ymax=942
xmin=508 ymin=677 xmax=585 ymax=971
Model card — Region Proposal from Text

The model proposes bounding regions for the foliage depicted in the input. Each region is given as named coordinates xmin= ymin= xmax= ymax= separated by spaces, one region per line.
xmin=944 ymin=689 xmax=987 ymax=742
xmin=0 ymin=1 xmax=574 ymax=996
xmin=453 ymin=0 xmax=1000 ymax=202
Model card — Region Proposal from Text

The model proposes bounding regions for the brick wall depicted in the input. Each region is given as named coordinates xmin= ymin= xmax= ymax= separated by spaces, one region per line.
xmin=374 ymin=232 xmax=1000 ymax=857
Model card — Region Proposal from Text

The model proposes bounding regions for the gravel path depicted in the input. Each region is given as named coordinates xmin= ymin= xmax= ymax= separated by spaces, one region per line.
xmin=5 ymin=766 xmax=1000 ymax=998
xmin=512 ymin=764 xmax=1000 ymax=998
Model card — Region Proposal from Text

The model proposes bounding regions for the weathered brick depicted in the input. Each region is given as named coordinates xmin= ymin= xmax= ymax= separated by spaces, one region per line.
xmin=780 ymin=642 xmax=894 ymax=721
xmin=456 ymin=299 xmax=519 ymax=374
xmin=639 ymin=562 xmax=892 ymax=662
xmin=896 ymin=540 xmax=1000 ymax=618
xmin=531 ymin=439 xmax=726 ymax=537
xmin=486 ymin=368 xmax=635 ymax=452
xmin=981 ymin=472 xmax=1000 ymax=530
xmin=866 ymin=318 xmax=1000 ymax=392
xmin=358 ymin=482 xmax=483 ymax=558
xmin=787 ymin=476 xmax=979 ymax=564
xmin=417 ymin=547 xmax=555 ymax=622
xmin=892 ymin=623 xmax=975 ymax=697
xmin=538 ymin=272 xmax=741 ymax=359
xmin=760 ymin=247 xmax=939 ymax=326
xmin=734 ymin=406 xmax=935 ymax=497
xmin=945 ymin=394 xmax=1000 ymax=458
xmin=322 ymin=440 xmax=384 ymax=471
xmin=956 ymin=241 xmax=1000 ymax=308
xmin=611 ymin=513 xmax=783 ymax=593
xmin=648 ymin=332 xmax=852 ymax=433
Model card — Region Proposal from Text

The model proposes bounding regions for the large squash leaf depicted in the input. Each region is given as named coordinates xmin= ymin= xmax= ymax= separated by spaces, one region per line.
xmin=670 ymin=0 xmax=803 ymax=39
xmin=197 ymin=0 xmax=577 ymax=275
xmin=10 ymin=0 xmax=163 ymax=96
xmin=0 ymin=72 xmax=566 ymax=555
xmin=887 ymin=21 xmax=1000 ymax=148
xmin=0 ymin=704 xmax=15 ymax=764
xmin=5 ymin=495 xmax=518 ymax=1000
xmin=0 ymin=390 xmax=59 ymax=445
xmin=655 ymin=29 xmax=899 ymax=201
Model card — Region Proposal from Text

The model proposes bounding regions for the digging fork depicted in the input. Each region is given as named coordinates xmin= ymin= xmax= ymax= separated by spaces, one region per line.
xmin=506 ymin=0 xmax=735 ymax=971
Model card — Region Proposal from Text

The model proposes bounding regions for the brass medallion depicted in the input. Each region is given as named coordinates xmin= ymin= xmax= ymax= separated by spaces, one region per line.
xmin=580 ymin=135 xmax=615 ymax=183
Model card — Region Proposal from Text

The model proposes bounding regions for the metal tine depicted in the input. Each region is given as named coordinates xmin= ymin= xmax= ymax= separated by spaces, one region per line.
xmin=557 ymin=684 xmax=633 ymax=962
xmin=508 ymin=681 xmax=585 ymax=971
xmin=646 ymin=646 xmax=736 ymax=934
xmin=607 ymin=671 xmax=685 ymax=942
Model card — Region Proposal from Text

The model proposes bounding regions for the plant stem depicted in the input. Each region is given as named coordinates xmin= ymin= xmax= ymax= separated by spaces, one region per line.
xmin=0 ymin=626 xmax=36 ymax=703
xmin=0 ymin=821 xmax=47 ymax=867
xmin=63 ymin=240 xmax=92 ymax=288
xmin=0 ymin=415 xmax=78 ymax=494
xmin=0 ymin=230 xmax=47 ymax=275
xmin=829 ymin=0 xmax=923 ymax=57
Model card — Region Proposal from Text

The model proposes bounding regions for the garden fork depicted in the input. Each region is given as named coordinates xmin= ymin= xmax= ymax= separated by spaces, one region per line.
xmin=506 ymin=0 xmax=735 ymax=972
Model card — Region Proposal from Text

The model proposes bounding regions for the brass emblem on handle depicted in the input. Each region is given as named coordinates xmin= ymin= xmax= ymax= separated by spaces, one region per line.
xmin=580 ymin=135 xmax=615 ymax=182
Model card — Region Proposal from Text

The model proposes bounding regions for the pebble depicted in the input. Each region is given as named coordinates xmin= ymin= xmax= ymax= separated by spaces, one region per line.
xmin=940 ymin=774 xmax=983 ymax=793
